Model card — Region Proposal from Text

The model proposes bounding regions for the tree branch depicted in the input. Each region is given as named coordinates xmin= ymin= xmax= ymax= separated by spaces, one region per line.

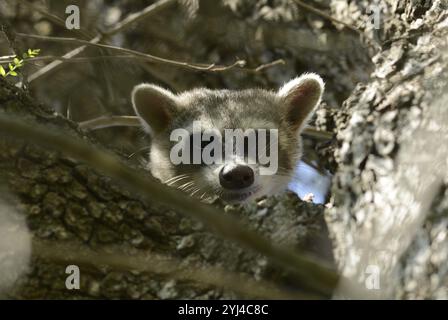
xmin=16 ymin=33 xmax=284 ymax=73
xmin=0 ymin=114 xmax=339 ymax=296
xmin=33 ymin=239 xmax=312 ymax=299
xmin=22 ymin=0 xmax=178 ymax=83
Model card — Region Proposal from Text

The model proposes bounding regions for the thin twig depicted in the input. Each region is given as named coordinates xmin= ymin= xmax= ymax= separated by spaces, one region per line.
xmin=79 ymin=115 xmax=334 ymax=141
xmin=0 ymin=114 xmax=339 ymax=296
xmin=23 ymin=0 xmax=177 ymax=83
xmin=2 ymin=55 xmax=285 ymax=74
xmin=24 ymin=35 xmax=101 ymax=83
xmin=253 ymin=59 xmax=286 ymax=72
xmin=0 ymin=55 xmax=160 ymax=64
xmin=16 ymin=33 xmax=283 ymax=73
xmin=0 ymin=54 xmax=17 ymax=60
xmin=293 ymin=0 xmax=381 ymax=50
xmin=106 ymin=0 xmax=177 ymax=35
xmin=15 ymin=0 xmax=93 ymax=39
xmin=79 ymin=116 xmax=140 ymax=130
xmin=293 ymin=0 xmax=361 ymax=34
xmin=14 ymin=0 xmax=127 ymax=96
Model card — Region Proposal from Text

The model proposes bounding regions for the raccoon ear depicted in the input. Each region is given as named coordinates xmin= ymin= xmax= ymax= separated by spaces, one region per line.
xmin=278 ymin=73 xmax=324 ymax=132
xmin=132 ymin=84 xmax=177 ymax=134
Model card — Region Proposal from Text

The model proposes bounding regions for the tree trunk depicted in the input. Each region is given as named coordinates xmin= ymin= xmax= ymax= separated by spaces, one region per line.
xmin=326 ymin=0 xmax=448 ymax=299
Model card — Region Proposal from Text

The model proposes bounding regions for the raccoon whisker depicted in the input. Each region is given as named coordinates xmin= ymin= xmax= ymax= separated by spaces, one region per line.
xmin=165 ymin=174 xmax=190 ymax=185
xmin=190 ymin=188 xmax=202 ymax=197
xmin=182 ymin=184 xmax=196 ymax=192
xmin=176 ymin=176 xmax=193 ymax=183
xmin=185 ymin=185 xmax=198 ymax=193
xmin=199 ymin=189 xmax=214 ymax=200
xmin=137 ymin=157 xmax=148 ymax=168
xmin=189 ymin=185 xmax=205 ymax=197
xmin=167 ymin=176 xmax=191 ymax=186
xmin=184 ymin=181 xmax=200 ymax=194
xmin=195 ymin=186 xmax=208 ymax=197
xmin=165 ymin=175 xmax=185 ymax=184
xmin=128 ymin=146 xmax=151 ymax=159
xmin=178 ymin=181 xmax=195 ymax=191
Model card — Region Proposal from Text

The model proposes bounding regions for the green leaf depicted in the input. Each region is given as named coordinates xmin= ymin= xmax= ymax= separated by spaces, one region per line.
xmin=25 ymin=48 xmax=41 ymax=59
xmin=13 ymin=58 xmax=20 ymax=65
xmin=0 ymin=66 xmax=6 ymax=77
xmin=9 ymin=71 xmax=18 ymax=76
xmin=9 ymin=63 xmax=14 ymax=71
xmin=22 ymin=53 xmax=28 ymax=59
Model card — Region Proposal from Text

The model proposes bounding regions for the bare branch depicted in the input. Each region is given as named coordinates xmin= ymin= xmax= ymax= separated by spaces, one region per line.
xmin=16 ymin=33 xmax=284 ymax=73
xmin=0 ymin=55 xmax=171 ymax=64
xmin=23 ymin=0 xmax=178 ymax=83
xmin=24 ymin=36 xmax=101 ymax=84
xmin=15 ymin=0 xmax=93 ymax=39
xmin=293 ymin=0 xmax=361 ymax=34
xmin=33 ymin=239 xmax=313 ymax=299
xmin=292 ymin=0 xmax=380 ymax=50
xmin=79 ymin=116 xmax=140 ymax=130
xmin=106 ymin=0 xmax=178 ymax=35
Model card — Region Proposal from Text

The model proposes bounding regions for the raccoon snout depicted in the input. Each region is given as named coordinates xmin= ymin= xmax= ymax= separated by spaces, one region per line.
xmin=219 ymin=165 xmax=254 ymax=190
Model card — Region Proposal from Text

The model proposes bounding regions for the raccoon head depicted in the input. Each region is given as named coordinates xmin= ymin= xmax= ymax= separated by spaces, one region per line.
xmin=132 ymin=73 xmax=324 ymax=203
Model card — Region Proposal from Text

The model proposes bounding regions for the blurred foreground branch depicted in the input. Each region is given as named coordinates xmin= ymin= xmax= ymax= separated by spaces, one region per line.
xmin=0 ymin=114 xmax=339 ymax=296
xmin=32 ymin=239 xmax=310 ymax=299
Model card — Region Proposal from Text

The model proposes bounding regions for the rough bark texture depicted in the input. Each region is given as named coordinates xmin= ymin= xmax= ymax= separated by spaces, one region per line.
xmin=326 ymin=0 xmax=448 ymax=299
xmin=1 ymin=0 xmax=448 ymax=299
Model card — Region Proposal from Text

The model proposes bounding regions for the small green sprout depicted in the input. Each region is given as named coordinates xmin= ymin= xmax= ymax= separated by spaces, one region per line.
xmin=0 ymin=48 xmax=40 ymax=78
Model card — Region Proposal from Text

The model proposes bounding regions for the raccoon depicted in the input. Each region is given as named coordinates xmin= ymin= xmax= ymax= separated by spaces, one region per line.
xmin=132 ymin=73 xmax=324 ymax=203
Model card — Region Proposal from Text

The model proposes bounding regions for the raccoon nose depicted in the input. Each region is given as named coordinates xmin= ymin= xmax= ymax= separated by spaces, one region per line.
xmin=219 ymin=165 xmax=254 ymax=190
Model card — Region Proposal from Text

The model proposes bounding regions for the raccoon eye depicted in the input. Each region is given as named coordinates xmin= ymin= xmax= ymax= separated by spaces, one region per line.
xmin=203 ymin=136 xmax=215 ymax=158
xmin=188 ymin=132 xmax=213 ymax=165
xmin=254 ymin=130 xmax=271 ymax=159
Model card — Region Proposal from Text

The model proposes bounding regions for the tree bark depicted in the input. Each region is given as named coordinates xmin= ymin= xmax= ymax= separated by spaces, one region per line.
xmin=0 ymin=78 xmax=333 ymax=299
xmin=325 ymin=0 xmax=448 ymax=299
xmin=1 ymin=0 xmax=448 ymax=300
